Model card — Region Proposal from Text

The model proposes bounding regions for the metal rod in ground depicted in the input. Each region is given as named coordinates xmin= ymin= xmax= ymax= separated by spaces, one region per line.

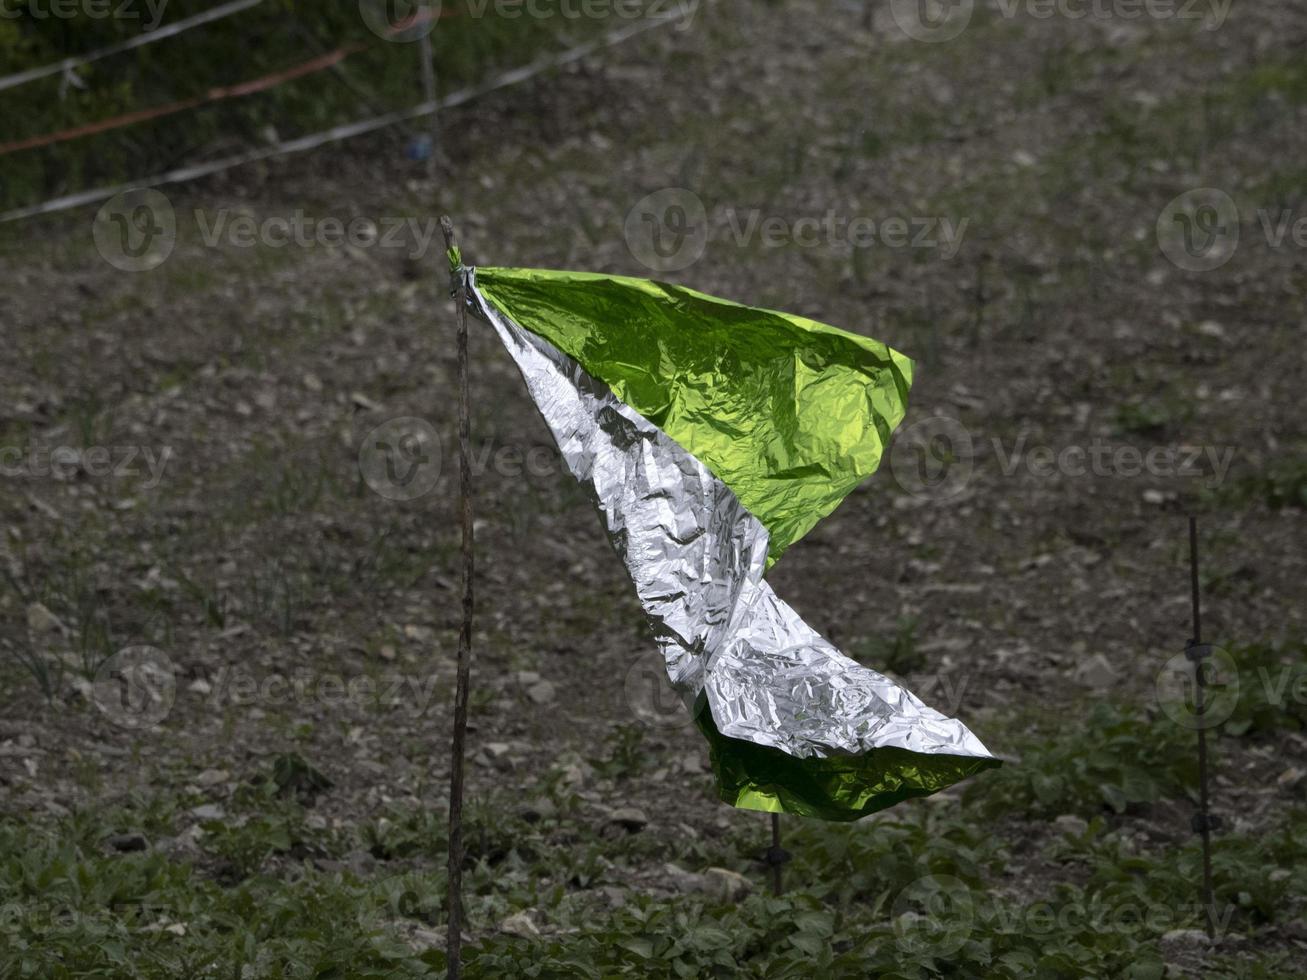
xmin=1188 ymin=516 xmax=1216 ymax=940
xmin=441 ymin=215 xmax=473 ymax=979
xmin=770 ymin=813 xmax=783 ymax=895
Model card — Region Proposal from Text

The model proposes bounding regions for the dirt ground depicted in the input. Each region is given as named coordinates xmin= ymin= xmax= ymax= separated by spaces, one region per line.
xmin=1 ymin=0 xmax=1305 ymax=976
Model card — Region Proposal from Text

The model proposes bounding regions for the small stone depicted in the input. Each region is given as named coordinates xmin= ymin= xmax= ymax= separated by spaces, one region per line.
xmin=518 ymin=797 xmax=556 ymax=823
xmin=187 ymin=678 xmax=212 ymax=695
xmin=499 ymin=911 xmax=539 ymax=937
xmin=1053 ymin=815 xmax=1088 ymax=837
xmin=1161 ymin=928 xmax=1210 ymax=945
xmin=527 ymin=680 xmax=557 ymax=705
xmin=559 ymin=762 xmax=588 ymax=787
xmin=476 ymin=742 xmax=514 ymax=771
xmin=378 ymin=644 xmax=396 ymax=662
xmin=1277 ymin=767 xmax=1303 ymax=789
xmin=1142 ymin=489 xmax=1167 ymax=505
xmin=26 ymin=602 xmax=63 ymax=635
xmin=607 ymin=807 xmax=648 ymax=832
xmin=108 ymin=832 xmax=148 ymax=853
xmin=190 ymin=804 xmax=225 ymax=821
xmin=663 ymin=863 xmax=706 ymax=893
xmin=303 ymin=373 xmax=324 ymax=392
xmin=195 ymin=768 xmax=229 ymax=788
xmin=410 ymin=927 xmax=443 ymax=949
xmin=1073 ymin=653 xmax=1117 ymax=689
xmin=1196 ymin=320 xmax=1226 ymax=340
xmin=702 ymin=868 xmax=752 ymax=903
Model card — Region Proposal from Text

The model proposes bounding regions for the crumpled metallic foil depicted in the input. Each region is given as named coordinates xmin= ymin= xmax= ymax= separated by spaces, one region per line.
xmin=466 ymin=269 xmax=997 ymax=819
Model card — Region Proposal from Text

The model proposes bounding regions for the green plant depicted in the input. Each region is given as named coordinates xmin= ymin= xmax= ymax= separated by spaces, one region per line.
xmin=1225 ymin=640 xmax=1307 ymax=736
xmin=589 ymin=724 xmax=649 ymax=781
xmin=852 ymin=616 xmax=924 ymax=675
xmin=965 ymin=703 xmax=1197 ymax=818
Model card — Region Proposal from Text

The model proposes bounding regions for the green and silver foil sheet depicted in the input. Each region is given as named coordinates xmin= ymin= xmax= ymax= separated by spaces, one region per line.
xmin=464 ymin=265 xmax=999 ymax=821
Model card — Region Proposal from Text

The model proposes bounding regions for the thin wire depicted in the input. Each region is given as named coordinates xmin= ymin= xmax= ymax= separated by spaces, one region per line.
xmin=0 ymin=7 xmax=689 ymax=223
xmin=0 ymin=0 xmax=266 ymax=94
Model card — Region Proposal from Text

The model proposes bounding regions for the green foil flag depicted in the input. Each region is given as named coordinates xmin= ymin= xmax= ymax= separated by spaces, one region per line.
xmin=463 ymin=263 xmax=998 ymax=821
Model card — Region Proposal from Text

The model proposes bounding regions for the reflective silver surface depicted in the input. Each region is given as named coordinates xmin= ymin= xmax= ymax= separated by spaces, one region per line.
xmin=469 ymin=272 xmax=993 ymax=764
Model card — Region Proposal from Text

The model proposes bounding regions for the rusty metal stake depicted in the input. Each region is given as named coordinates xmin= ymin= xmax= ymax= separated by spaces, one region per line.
xmin=765 ymin=812 xmax=790 ymax=896
xmin=441 ymin=215 xmax=474 ymax=980
xmin=1186 ymin=516 xmax=1219 ymax=941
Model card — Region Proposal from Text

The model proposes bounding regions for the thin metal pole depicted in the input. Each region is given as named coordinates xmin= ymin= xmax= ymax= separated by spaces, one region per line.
xmin=770 ymin=813 xmax=783 ymax=895
xmin=441 ymin=216 xmax=472 ymax=979
xmin=1188 ymin=516 xmax=1215 ymax=940
xmin=1189 ymin=516 xmax=1202 ymax=648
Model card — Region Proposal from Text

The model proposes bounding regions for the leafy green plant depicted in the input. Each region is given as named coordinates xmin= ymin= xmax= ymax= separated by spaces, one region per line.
xmin=852 ymin=616 xmax=924 ymax=675
xmin=1225 ymin=640 xmax=1307 ymax=736
xmin=965 ymin=703 xmax=1197 ymax=818
xmin=590 ymin=723 xmax=649 ymax=781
